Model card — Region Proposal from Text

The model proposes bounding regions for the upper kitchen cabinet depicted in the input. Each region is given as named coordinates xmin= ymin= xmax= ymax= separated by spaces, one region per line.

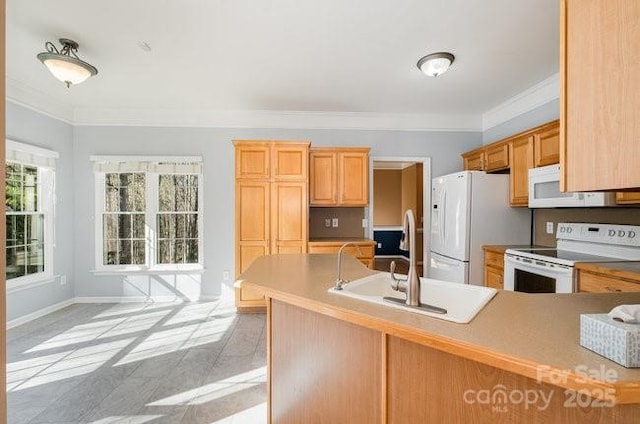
xmin=310 ymin=147 xmax=370 ymax=206
xmin=509 ymin=135 xmax=534 ymax=207
xmin=533 ymin=124 xmax=560 ymax=167
xmin=461 ymin=141 xmax=509 ymax=172
xmin=235 ymin=141 xmax=309 ymax=181
xmin=561 ymin=0 xmax=640 ymax=191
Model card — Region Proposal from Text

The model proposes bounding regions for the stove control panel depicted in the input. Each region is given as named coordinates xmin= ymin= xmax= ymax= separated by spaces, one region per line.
xmin=557 ymin=223 xmax=640 ymax=246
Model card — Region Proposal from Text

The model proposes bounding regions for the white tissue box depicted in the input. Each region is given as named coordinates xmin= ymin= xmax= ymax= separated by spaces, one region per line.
xmin=580 ymin=314 xmax=640 ymax=368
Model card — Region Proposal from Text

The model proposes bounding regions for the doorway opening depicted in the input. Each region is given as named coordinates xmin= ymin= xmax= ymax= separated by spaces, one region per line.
xmin=368 ymin=157 xmax=431 ymax=276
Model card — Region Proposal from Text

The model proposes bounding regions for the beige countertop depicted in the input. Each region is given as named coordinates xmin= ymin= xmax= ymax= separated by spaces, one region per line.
xmin=308 ymin=238 xmax=375 ymax=244
xmin=483 ymin=244 xmax=551 ymax=254
xmin=239 ymin=253 xmax=640 ymax=403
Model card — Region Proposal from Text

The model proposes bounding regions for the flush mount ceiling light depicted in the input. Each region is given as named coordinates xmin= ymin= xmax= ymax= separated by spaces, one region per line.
xmin=417 ymin=52 xmax=455 ymax=77
xmin=37 ymin=38 xmax=98 ymax=87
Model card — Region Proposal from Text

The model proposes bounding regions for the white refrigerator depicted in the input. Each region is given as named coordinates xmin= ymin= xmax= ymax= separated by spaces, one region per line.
xmin=428 ymin=171 xmax=530 ymax=285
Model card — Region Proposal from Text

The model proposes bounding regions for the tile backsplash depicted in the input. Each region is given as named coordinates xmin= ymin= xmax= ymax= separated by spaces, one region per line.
xmin=309 ymin=207 xmax=366 ymax=239
xmin=534 ymin=208 xmax=640 ymax=246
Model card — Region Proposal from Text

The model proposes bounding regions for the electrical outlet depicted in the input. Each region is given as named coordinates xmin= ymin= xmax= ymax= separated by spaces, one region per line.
xmin=362 ymin=218 xmax=368 ymax=228
xmin=332 ymin=218 xmax=339 ymax=228
xmin=59 ymin=275 xmax=67 ymax=285
xmin=223 ymin=270 xmax=230 ymax=280
xmin=546 ymin=222 xmax=554 ymax=234
xmin=377 ymin=243 xmax=382 ymax=248
xmin=324 ymin=218 xmax=331 ymax=228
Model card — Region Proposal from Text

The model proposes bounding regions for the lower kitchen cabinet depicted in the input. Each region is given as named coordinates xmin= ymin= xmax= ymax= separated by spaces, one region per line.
xmin=577 ymin=268 xmax=640 ymax=293
xmin=616 ymin=192 xmax=640 ymax=205
xmin=483 ymin=246 xmax=505 ymax=290
xmin=308 ymin=240 xmax=376 ymax=269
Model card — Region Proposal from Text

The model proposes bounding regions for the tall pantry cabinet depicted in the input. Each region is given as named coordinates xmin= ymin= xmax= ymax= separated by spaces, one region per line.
xmin=234 ymin=140 xmax=310 ymax=311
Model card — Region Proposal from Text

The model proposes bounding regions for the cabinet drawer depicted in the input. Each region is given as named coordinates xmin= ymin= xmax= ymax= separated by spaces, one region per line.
xmin=578 ymin=271 xmax=640 ymax=293
xmin=484 ymin=251 xmax=505 ymax=270
xmin=484 ymin=266 xmax=504 ymax=290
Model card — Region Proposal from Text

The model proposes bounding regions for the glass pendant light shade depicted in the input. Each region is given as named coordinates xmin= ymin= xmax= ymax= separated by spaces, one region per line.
xmin=417 ymin=52 xmax=455 ymax=77
xmin=37 ymin=39 xmax=98 ymax=87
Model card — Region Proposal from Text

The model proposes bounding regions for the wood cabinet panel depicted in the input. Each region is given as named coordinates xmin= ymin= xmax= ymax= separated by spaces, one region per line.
xmin=270 ymin=300 xmax=382 ymax=424
xmin=484 ymin=142 xmax=509 ymax=171
xmin=308 ymin=241 xmax=375 ymax=269
xmin=616 ymin=192 xmax=640 ymax=205
xmin=484 ymin=267 xmax=504 ymax=290
xmin=234 ymin=141 xmax=309 ymax=310
xmin=534 ymin=123 xmax=560 ymax=167
xmin=578 ymin=270 xmax=640 ymax=293
xmin=309 ymin=151 xmax=337 ymax=205
xmin=462 ymin=150 xmax=484 ymax=171
xmin=273 ymin=143 xmax=308 ymax=181
xmin=484 ymin=250 xmax=504 ymax=270
xmin=310 ymin=148 xmax=369 ymax=206
xmin=561 ymin=0 xmax=640 ymax=191
xmin=235 ymin=143 xmax=270 ymax=180
xmin=339 ymin=151 xmax=369 ymax=205
xmin=509 ymin=135 xmax=534 ymax=207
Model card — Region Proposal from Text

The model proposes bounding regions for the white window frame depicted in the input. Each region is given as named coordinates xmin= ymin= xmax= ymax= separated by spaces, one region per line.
xmin=92 ymin=156 xmax=204 ymax=274
xmin=5 ymin=140 xmax=58 ymax=291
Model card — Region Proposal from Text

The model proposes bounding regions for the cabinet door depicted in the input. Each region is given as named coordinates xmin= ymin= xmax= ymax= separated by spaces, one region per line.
xmin=271 ymin=182 xmax=307 ymax=253
xmin=484 ymin=143 xmax=509 ymax=172
xmin=616 ymin=192 xmax=640 ymax=205
xmin=484 ymin=266 xmax=504 ymax=290
xmin=309 ymin=151 xmax=338 ymax=205
xmin=534 ymin=123 xmax=560 ymax=167
xmin=339 ymin=151 xmax=369 ymax=206
xmin=562 ymin=0 xmax=640 ymax=191
xmin=235 ymin=181 xmax=270 ymax=277
xmin=462 ymin=150 xmax=484 ymax=171
xmin=235 ymin=144 xmax=270 ymax=180
xmin=509 ymin=135 xmax=534 ymax=207
xmin=272 ymin=144 xmax=308 ymax=181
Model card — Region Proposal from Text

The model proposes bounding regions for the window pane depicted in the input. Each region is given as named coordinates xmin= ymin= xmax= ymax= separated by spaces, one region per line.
xmin=158 ymin=175 xmax=198 ymax=212
xmin=172 ymin=240 xmax=185 ymax=263
xmin=133 ymin=214 xmax=146 ymax=238
xmin=23 ymin=166 xmax=38 ymax=212
xmin=104 ymin=239 xmax=118 ymax=265
xmin=119 ymin=240 xmax=132 ymax=264
xmin=157 ymin=240 xmax=171 ymax=264
xmin=186 ymin=214 xmax=198 ymax=239
xmin=105 ymin=186 xmax=119 ymax=212
xmin=157 ymin=214 xmax=173 ymax=239
xmin=6 ymin=247 xmax=25 ymax=279
xmin=158 ymin=175 xmax=175 ymax=212
xmin=118 ymin=214 xmax=132 ymax=239
xmin=132 ymin=240 xmax=146 ymax=265
xmin=26 ymin=214 xmax=44 ymax=245
xmin=103 ymin=214 xmax=119 ymax=241
xmin=6 ymin=215 xmax=24 ymax=247
xmin=27 ymin=244 xmax=44 ymax=274
xmin=175 ymin=214 xmax=186 ymax=239
xmin=105 ymin=173 xmax=145 ymax=212
xmin=6 ymin=163 xmax=23 ymax=212
xmin=186 ymin=239 xmax=199 ymax=263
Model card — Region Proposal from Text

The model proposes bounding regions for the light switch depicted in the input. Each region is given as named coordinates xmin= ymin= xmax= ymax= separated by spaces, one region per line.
xmin=546 ymin=222 xmax=554 ymax=234
xmin=324 ymin=218 xmax=331 ymax=228
xmin=332 ymin=218 xmax=339 ymax=228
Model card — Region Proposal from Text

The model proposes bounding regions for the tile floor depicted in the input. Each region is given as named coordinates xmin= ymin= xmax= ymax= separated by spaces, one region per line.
xmin=6 ymin=300 xmax=267 ymax=424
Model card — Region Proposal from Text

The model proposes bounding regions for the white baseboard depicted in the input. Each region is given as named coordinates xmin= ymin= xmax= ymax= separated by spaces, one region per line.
xmin=7 ymin=298 xmax=75 ymax=329
xmin=7 ymin=295 xmax=223 ymax=329
xmin=374 ymin=255 xmax=409 ymax=261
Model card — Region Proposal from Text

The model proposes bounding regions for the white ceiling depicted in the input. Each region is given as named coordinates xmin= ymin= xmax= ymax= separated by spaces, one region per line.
xmin=6 ymin=0 xmax=559 ymax=128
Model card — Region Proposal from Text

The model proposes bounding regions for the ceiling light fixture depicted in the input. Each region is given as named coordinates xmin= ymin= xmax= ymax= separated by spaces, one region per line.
xmin=417 ymin=52 xmax=455 ymax=77
xmin=37 ymin=38 xmax=98 ymax=87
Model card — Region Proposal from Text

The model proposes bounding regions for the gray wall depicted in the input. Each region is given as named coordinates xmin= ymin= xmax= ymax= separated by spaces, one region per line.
xmin=73 ymin=126 xmax=481 ymax=300
xmin=5 ymin=102 xmax=75 ymax=322
xmin=482 ymin=99 xmax=559 ymax=144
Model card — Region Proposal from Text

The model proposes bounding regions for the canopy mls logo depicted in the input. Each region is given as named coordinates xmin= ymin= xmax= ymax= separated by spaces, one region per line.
xmin=462 ymin=364 xmax=618 ymax=413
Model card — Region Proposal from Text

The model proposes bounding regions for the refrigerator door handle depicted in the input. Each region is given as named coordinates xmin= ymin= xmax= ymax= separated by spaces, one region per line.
xmin=440 ymin=191 xmax=446 ymax=246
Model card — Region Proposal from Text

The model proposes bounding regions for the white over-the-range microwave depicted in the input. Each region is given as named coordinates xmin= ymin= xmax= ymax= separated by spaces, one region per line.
xmin=528 ymin=164 xmax=617 ymax=208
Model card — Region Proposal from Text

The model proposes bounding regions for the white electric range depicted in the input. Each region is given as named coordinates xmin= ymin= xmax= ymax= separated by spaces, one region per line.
xmin=504 ymin=223 xmax=640 ymax=293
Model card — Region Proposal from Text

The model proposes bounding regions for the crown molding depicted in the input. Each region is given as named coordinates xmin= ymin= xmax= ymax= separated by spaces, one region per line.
xmin=6 ymin=76 xmax=482 ymax=131
xmin=73 ymin=107 xmax=481 ymax=132
xmin=6 ymin=77 xmax=74 ymax=124
xmin=482 ymin=73 xmax=559 ymax=131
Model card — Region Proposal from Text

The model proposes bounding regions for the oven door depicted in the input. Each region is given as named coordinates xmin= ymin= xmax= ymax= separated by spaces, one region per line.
xmin=504 ymin=254 xmax=574 ymax=293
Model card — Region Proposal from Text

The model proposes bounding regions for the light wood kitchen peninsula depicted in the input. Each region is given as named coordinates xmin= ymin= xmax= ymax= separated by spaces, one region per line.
xmin=239 ymin=254 xmax=640 ymax=423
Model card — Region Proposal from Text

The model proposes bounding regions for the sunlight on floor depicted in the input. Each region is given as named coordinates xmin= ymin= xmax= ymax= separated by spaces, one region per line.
xmin=87 ymin=415 xmax=162 ymax=424
xmin=212 ymin=402 xmax=267 ymax=423
xmin=148 ymin=366 xmax=267 ymax=406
